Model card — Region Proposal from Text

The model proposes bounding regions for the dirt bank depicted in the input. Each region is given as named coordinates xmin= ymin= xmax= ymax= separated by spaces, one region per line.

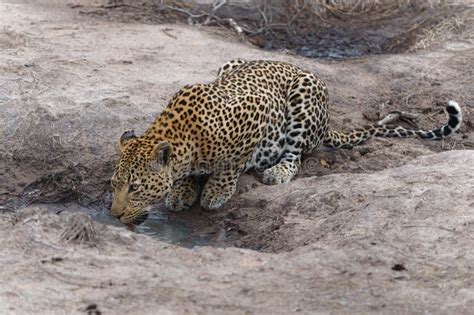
xmin=1 ymin=150 xmax=474 ymax=314
xmin=1 ymin=0 xmax=474 ymax=313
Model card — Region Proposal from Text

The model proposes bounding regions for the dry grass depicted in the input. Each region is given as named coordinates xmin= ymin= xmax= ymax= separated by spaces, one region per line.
xmin=61 ymin=212 xmax=98 ymax=244
xmin=412 ymin=12 xmax=473 ymax=51
xmin=93 ymin=0 xmax=472 ymax=57
xmin=309 ymin=0 xmax=441 ymax=17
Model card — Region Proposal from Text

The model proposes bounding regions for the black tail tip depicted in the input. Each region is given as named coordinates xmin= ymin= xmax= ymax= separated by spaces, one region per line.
xmin=446 ymin=100 xmax=461 ymax=115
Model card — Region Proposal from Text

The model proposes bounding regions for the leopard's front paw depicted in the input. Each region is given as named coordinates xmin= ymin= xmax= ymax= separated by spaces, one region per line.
xmin=262 ymin=162 xmax=298 ymax=185
xmin=165 ymin=194 xmax=195 ymax=212
xmin=165 ymin=178 xmax=199 ymax=212
xmin=200 ymin=194 xmax=228 ymax=211
xmin=200 ymin=171 xmax=239 ymax=211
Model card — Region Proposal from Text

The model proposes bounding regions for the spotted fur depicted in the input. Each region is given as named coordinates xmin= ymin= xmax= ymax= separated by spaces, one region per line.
xmin=110 ymin=60 xmax=462 ymax=224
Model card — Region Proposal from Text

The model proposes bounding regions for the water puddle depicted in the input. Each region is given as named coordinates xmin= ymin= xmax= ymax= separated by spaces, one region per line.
xmin=35 ymin=203 xmax=211 ymax=248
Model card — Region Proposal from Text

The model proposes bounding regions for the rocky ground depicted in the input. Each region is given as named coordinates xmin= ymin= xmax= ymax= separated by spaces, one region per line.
xmin=0 ymin=0 xmax=473 ymax=314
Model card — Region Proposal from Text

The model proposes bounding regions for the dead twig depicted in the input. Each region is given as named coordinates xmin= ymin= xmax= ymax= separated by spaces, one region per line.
xmin=159 ymin=1 xmax=247 ymax=39
xmin=61 ymin=213 xmax=98 ymax=245
xmin=102 ymin=3 xmax=142 ymax=10
xmin=377 ymin=110 xmax=420 ymax=126
xmin=204 ymin=0 xmax=228 ymax=25
xmin=162 ymin=5 xmax=207 ymax=25
xmin=204 ymin=17 xmax=245 ymax=38
xmin=161 ymin=28 xmax=177 ymax=39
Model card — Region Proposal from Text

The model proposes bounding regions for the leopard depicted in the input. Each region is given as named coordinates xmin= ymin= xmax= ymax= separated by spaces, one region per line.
xmin=110 ymin=59 xmax=463 ymax=225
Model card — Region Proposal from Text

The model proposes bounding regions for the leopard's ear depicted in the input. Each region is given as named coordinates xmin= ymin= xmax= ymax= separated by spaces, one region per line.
xmin=150 ymin=142 xmax=172 ymax=169
xmin=119 ymin=130 xmax=136 ymax=151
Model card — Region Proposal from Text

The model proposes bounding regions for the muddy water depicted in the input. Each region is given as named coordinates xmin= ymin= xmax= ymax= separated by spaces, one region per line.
xmin=36 ymin=203 xmax=210 ymax=248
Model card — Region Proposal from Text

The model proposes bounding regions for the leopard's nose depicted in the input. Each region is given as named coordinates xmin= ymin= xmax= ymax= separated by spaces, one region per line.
xmin=110 ymin=205 xmax=124 ymax=219
xmin=114 ymin=213 xmax=124 ymax=220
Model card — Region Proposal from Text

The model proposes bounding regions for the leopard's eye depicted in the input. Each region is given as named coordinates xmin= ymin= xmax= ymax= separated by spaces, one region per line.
xmin=111 ymin=179 xmax=119 ymax=189
xmin=129 ymin=183 xmax=140 ymax=192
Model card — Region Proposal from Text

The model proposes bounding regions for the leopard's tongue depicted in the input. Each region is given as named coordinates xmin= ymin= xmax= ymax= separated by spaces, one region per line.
xmin=125 ymin=223 xmax=137 ymax=232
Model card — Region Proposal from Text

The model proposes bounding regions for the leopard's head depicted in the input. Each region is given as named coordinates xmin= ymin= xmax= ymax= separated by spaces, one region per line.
xmin=110 ymin=130 xmax=174 ymax=225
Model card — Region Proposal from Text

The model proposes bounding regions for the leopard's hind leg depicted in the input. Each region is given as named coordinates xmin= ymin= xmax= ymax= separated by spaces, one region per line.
xmin=262 ymin=72 xmax=329 ymax=185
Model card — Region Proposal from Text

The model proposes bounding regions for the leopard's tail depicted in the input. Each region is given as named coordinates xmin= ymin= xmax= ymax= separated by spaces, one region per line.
xmin=323 ymin=100 xmax=462 ymax=150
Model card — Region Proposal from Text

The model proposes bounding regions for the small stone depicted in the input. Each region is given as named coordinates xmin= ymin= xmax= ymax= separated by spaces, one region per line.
xmin=358 ymin=147 xmax=372 ymax=156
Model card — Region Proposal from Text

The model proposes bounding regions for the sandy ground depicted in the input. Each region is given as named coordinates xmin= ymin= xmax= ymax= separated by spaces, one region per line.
xmin=1 ymin=0 xmax=474 ymax=313
xmin=1 ymin=151 xmax=474 ymax=314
